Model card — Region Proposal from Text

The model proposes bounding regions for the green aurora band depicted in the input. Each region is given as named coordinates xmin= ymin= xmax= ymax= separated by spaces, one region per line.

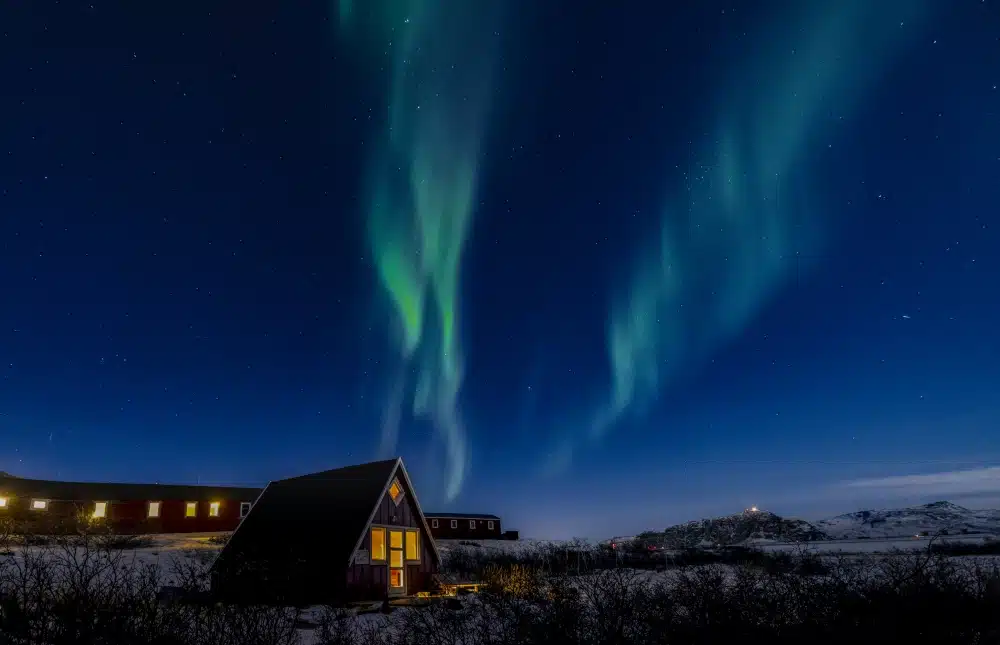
xmin=586 ymin=1 xmax=933 ymax=455
xmin=344 ymin=0 xmax=502 ymax=500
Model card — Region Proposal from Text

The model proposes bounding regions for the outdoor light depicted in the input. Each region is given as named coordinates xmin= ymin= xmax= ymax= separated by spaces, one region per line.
xmin=0 ymin=497 xmax=7 ymax=508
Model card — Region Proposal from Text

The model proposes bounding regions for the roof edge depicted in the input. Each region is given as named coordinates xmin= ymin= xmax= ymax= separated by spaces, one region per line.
xmin=208 ymin=481 xmax=272 ymax=572
xmin=424 ymin=513 xmax=501 ymax=520
xmin=0 ymin=474 xmax=264 ymax=492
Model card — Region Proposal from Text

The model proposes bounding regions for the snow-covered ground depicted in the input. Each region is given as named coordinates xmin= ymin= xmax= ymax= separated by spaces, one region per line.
xmin=3 ymin=531 xmax=993 ymax=569
xmin=0 ymin=531 xmax=224 ymax=586
xmin=438 ymin=533 xmax=999 ymax=555
xmin=751 ymin=533 xmax=996 ymax=553
xmin=5 ymin=532 xmax=999 ymax=644
xmin=435 ymin=537 xmax=586 ymax=556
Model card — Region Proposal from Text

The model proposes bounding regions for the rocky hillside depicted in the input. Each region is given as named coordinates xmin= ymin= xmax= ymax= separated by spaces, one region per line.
xmin=816 ymin=501 xmax=1000 ymax=539
xmin=646 ymin=509 xmax=828 ymax=547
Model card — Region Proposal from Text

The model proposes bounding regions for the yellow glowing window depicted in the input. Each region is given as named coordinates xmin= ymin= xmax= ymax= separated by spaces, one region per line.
xmin=390 ymin=530 xmax=403 ymax=549
xmin=388 ymin=478 xmax=402 ymax=504
xmin=148 ymin=502 xmax=161 ymax=518
xmin=31 ymin=499 xmax=48 ymax=511
xmin=93 ymin=502 xmax=108 ymax=519
xmin=390 ymin=549 xmax=403 ymax=568
xmin=0 ymin=497 xmax=7 ymax=508
xmin=209 ymin=502 xmax=221 ymax=517
xmin=405 ymin=530 xmax=419 ymax=561
xmin=390 ymin=569 xmax=403 ymax=588
xmin=185 ymin=502 xmax=197 ymax=517
xmin=371 ymin=528 xmax=386 ymax=560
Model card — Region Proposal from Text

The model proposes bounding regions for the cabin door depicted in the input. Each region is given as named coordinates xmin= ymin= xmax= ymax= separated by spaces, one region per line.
xmin=388 ymin=530 xmax=405 ymax=596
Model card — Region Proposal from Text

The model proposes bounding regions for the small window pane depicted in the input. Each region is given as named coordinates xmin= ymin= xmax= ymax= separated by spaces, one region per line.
xmin=390 ymin=569 xmax=403 ymax=588
xmin=209 ymin=502 xmax=221 ymax=517
xmin=148 ymin=502 xmax=161 ymax=518
xmin=390 ymin=550 xmax=403 ymax=568
xmin=431 ymin=519 xmax=438 ymax=528
xmin=488 ymin=521 xmax=494 ymax=530
xmin=0 ymin=497 xmax=9 ymax=508
xmin=405 ymin=531 xmax=419 ymax=561
xmin=469 ymin=519 xmax=476 ymax=529
xmin=31 ymin=499 xmax=47 ymax=511
xmin=371 ymin=528 xmax=386 ymax=560
xmin=93 ymin=502 xmax=108 ymax=519
xmin=185 ymin=502 xmax=197 ymax=517
xmin=240 ymin=502 xmax=251 ymax=518
xmin=450 ymin=519 xmax=457 ymax=528
xmin=390 ymin=531 xmax=403 ymax=549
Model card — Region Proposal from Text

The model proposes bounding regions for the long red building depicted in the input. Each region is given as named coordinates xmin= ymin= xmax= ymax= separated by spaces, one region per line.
xmin=0 ymin=471 xmax=263 ymax=533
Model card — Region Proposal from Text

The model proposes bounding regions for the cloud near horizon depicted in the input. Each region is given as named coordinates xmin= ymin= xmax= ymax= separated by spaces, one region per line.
xmin=842 ymin=466 xmax=1000 ymax=498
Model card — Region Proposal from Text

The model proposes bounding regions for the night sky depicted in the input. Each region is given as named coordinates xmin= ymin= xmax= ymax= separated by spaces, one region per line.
xmin=2 ymin=0 xmax=999 ymax=539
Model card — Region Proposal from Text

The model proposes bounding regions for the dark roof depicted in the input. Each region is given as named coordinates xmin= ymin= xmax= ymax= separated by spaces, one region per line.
xmin=212 ymin=458 xmax=403 ymax=573
xmin=0 ymin=474 xmax=262 ymax=503
xmin=424 ymin=512 xmax=500 ymax=520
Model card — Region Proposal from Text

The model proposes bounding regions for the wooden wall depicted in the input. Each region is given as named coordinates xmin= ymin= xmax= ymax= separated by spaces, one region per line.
xmin=345 ymin=472 xmax=439 ymax=600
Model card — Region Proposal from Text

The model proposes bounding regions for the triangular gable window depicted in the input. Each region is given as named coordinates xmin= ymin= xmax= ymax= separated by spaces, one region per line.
xmin=388 ymin=477 xmax=404 ymax=506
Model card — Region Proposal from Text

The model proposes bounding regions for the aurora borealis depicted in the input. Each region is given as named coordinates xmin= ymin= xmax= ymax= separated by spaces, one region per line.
xmin=596 ymin=0 xmax=934 ymax=441
xmin=3 ymin=0 xmax=999 ymax=537
xmin=341 ymin=0 xmax=505 ymax=501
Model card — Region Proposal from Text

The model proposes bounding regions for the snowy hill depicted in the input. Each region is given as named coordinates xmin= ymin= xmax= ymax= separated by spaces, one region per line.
xmin=644 ymin=501 xmax=1000 ymax=547
xmin=816 ymin=501 xmax=1000 ymax=539
xmin=647 ymin=509 xmax=828 ymax=547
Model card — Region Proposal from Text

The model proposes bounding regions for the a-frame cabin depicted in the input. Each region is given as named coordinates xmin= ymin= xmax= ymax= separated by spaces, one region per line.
xmin=210 ymin=457 xmax=441 ymax=606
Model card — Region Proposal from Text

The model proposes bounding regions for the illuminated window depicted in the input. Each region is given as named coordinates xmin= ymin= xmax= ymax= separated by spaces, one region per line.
xmin=371 ymin=528 xmax=386 ymax=561
xmin=450 ymin=519 xmax=457 ymax=529
xmin=431 ymin=519 xmax=438 ymax=528
xmin=389 ymin=530 xmax=403 ymax=549
xmin=93 ymin=502 xmax=108 ymax=519
xmin=469 ymin=519 xmax=476 ymax=529
xmin=0 ymin=497 xmax=7 ymax=509
xmin=240 ymin=502 xmax=251 ymax=518
xmin=390 ymin=569 xmax=403 ymax=588
xmin=405 ymin=530 xmax=419 ymax=561
xmin=390 ymin=549 xmax=403 ymax=568
xmin=488 ymin=521 xmax=494 ymax=530
xmin=185 ymin=502 xmax=197 ymax=517
xmin=31 ymin=499 xmax=48 ymax=511
xmin=209 ymin=502 xmax=221 ymax=517
xmin=148 ymin=502 xmax=161 ymax=518
xmin=388 ymin=478 xmax=403 ymax=505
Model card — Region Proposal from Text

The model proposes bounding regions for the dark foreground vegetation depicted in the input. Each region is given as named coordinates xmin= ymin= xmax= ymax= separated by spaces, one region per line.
xmin=1 ymin=522 xmax=999 ymax=645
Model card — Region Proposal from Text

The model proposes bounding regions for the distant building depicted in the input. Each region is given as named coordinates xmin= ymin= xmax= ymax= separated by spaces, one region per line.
xmin=210 ymin=457 xmax=440 ymax=605
xmin=424 ymin=512 xmax=515 ymax=540
xmin=0 ymin=472 xmax=261 ymax=534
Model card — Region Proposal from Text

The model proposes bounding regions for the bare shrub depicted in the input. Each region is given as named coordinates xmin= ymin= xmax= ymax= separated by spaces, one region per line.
xmin=0 ymin=534 xmax=303 ymax=645
xmin=3 ymin=531 xmax=1000 ymax=645
xmin=481 ymin=563 xmax=543 ymax=599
